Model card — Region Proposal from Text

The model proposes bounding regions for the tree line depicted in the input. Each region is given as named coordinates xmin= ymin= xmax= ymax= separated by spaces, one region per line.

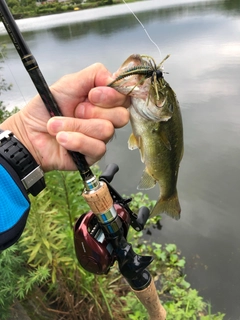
xmin=5 ymin=0 xmax=115 ymax=19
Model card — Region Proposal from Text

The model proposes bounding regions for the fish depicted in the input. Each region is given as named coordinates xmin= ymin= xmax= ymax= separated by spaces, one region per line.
xmin=108 ymin=54 xmax=183 ymax=219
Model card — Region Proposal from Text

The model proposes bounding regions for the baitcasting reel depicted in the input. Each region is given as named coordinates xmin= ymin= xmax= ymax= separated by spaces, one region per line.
xmin=74 ymin=164 xmax=151 ymax=275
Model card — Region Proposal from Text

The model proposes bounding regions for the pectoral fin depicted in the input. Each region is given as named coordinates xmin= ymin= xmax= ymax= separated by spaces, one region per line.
xmin=128 ymin=133 xmax=138 ymax=150
xmin=137 ymin=168 xmax=156 ymax=190
xmin=128 ymin=134 xmax=145 ymax=163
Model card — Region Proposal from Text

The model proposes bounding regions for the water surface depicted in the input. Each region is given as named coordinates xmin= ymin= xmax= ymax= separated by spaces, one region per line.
xmin=1 ymin=0 xmax=240 ymax=318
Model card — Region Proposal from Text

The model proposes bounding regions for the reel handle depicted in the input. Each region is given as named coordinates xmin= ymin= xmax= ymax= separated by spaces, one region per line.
xmin=100 ymin=163 xmax=119 ymax=183
xmin=135 ymin=206 xmax=150 ymax=230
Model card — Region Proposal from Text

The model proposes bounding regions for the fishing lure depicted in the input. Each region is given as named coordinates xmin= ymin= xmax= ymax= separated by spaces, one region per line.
xmin=108 ymin=54 xmax=170 ymax=105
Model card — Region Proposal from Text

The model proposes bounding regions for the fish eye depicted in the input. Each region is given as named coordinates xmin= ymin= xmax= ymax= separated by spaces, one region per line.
xmin=156 ymin=70 xmax=163 ymax=79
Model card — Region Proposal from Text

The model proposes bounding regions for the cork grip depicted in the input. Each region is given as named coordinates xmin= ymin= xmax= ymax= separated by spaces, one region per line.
xmin=82 ymin=182 xmax=113 ymax=214
xmin=132 ymin=277 xmax=166 ymax=320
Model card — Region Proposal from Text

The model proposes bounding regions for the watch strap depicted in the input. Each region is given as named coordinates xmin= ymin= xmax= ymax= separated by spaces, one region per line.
xmin=0 ymin=129 xmax=45 ymax=196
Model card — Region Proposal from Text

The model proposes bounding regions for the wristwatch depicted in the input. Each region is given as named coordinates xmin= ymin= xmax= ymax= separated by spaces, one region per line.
xmin=0 ymin=129 xmax=45 ymax=196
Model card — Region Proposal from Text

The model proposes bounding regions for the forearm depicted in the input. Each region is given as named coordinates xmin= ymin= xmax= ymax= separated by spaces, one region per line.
xmin=0 ymin=127 xmax=45 ymax=250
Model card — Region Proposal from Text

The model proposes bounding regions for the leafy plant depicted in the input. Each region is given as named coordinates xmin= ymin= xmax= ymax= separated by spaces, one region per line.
xmin=0 ymin=245 xmax=50 ymax=319
xmin=0 ymin=45 xmax=19 ymax=122
xmin=18 ymin=168 xmax=123 ymax=319
xmin=0 ymin=169 xmax=225 ymax=319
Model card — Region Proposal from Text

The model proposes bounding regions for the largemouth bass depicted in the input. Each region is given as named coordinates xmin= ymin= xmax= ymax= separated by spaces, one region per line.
xmin=108 ymin=54 xmax=183 ymax=219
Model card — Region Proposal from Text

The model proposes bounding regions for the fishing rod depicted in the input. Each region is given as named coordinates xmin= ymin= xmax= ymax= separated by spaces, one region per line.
xmin=0 ymin=2 xmax=166 ymax=319
xmin=0 ymin=0 xmax=95 ymax=186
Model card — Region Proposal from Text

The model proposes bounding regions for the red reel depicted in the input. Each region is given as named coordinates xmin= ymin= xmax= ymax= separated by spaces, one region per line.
xmin=74 ymin=203 xmax=131 ymax=275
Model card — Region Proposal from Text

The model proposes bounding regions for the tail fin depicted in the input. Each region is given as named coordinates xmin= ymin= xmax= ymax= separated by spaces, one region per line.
xmin=150 ymin=193 xmax=181 ymax=220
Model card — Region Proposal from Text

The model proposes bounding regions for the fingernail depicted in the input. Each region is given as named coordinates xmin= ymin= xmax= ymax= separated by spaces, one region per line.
xmin=58 ymin=132 xmax=69 ymax=144
xmin=50 ymin=119 xmax=63 ymax=132
xmin=91 ymin=88 xmax=105 ymax=104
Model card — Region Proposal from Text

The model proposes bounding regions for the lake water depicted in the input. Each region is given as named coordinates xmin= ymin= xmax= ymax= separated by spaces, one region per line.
xmin=1 ymin=0 xmax=240 ymax=318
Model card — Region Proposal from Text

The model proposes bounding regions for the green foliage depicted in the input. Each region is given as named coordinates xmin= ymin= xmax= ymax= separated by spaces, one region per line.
xmin=0 ymin=245 xmax=50 ymax=319
xmin=0 ymin=46 xmax=12 ymax=94
xmin=0 ymin=169 xmax=225 ymax=319
xmin=115 ymin=195 xmax=225 ymax=320
xmin=126 ymin=191 xmax=156 ymax=213
xmin=6 ymin=0 xmax=37 ymax=18
xmin=200 ymin=312 xmax=225 ymax=320
xmin=4 ymin=0 xmax=125 ymax=19
xmin=6 ymin=0 xmax=20 ymax=10
xmin=122 ymin=235 xmax=224 ymax=319
xmin=83 ymin=0 xmax=113 ymax=7
xmin=18 ymin=168 xmax=123 ymax=319
xmin=0 ymin=45 xmax=19 ymax=123
xmin=20 ymin=170 xmax=90 ymax=282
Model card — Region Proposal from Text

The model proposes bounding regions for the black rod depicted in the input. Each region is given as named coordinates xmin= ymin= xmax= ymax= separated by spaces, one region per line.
xmin=0 ymin=0 xmax=94 ymax=181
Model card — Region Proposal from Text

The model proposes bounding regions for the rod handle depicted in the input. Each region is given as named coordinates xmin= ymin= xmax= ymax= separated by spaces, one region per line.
xmin=132 ymin=276 xmax=166 ymax=320
xmin=82 ymin=182 xmax=113 ymax=214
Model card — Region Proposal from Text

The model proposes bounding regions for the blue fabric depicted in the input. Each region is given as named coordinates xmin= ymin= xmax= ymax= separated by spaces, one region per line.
xmin=0 ymin=164 xmax=29 ymax=232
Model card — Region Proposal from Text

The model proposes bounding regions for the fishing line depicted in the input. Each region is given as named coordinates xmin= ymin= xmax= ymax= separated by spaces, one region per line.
xmin=122 ymin=0 xmax=162 ymax=60
xmin=0 ymin=50 xmax=27 ymax=108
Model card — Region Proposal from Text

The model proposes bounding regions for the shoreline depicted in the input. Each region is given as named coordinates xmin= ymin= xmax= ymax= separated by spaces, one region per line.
xmin=0 ymin=0 xmax=218 ymax=35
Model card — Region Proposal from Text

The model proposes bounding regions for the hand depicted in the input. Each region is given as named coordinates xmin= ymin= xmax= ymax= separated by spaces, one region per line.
xmin=0 ymin=63 xmax=130 ymax=171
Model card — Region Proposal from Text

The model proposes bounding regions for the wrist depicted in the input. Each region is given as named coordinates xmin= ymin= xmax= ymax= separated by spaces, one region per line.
xmin=0 ymin=129 xmax=46 ymax=196
xmin=0 ymin=112 xmax=41 ymax=165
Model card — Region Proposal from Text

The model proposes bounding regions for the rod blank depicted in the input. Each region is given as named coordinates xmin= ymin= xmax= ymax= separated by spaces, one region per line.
xmin=0 ymin=0 xmax=93 ymax=180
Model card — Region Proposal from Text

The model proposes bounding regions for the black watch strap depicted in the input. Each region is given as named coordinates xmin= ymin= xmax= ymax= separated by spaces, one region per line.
xmin=0 ymin=129 xmax=45 ymax=196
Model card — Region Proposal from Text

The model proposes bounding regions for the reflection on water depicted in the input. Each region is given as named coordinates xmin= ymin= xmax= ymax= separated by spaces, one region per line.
xmin=1 ymin=0 xmax=240 ymax=318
